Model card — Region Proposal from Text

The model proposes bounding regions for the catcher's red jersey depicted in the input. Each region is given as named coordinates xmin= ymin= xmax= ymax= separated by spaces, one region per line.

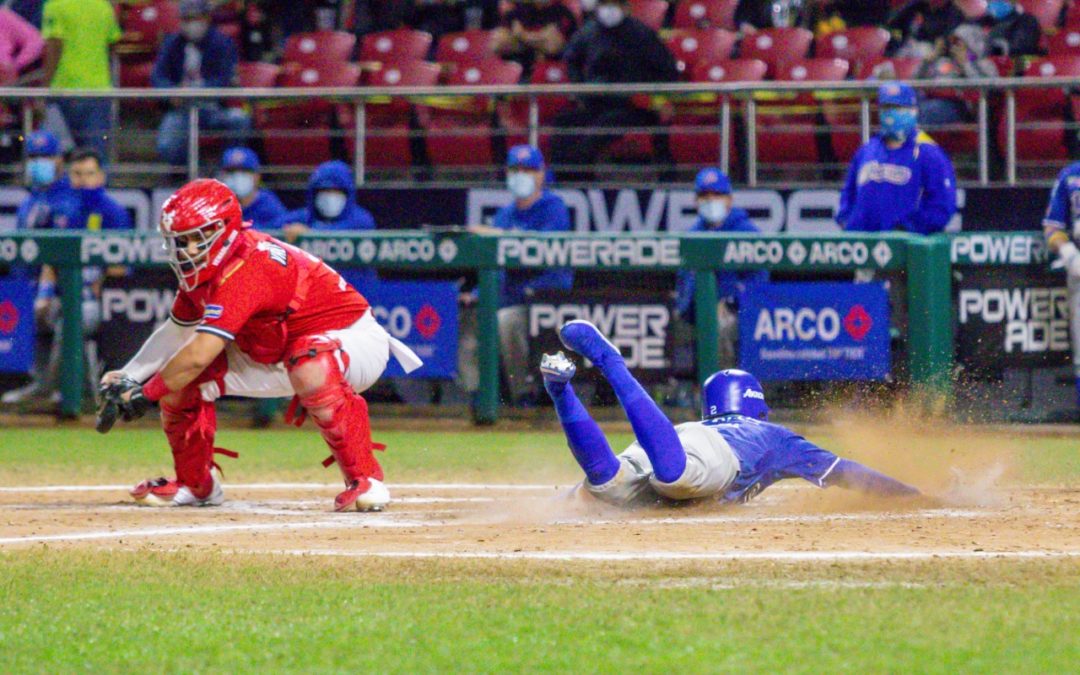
xmin=170 ymin=229 xmax=368 ymax=362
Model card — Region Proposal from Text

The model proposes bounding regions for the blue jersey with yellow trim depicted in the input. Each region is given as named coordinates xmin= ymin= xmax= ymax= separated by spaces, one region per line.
xmin=837 ymin=131 xmax=957 ymax=235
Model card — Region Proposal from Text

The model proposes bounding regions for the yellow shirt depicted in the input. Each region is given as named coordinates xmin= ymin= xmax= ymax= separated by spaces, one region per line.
xmin=42 ymin=0 xmax=120 ymax=90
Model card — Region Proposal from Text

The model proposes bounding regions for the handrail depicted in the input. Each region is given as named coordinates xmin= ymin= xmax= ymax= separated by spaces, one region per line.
xmin=0 ymin=75 xmax=1078 ymax=100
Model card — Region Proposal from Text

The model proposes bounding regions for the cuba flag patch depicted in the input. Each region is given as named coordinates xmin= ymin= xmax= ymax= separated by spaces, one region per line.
xmin=204 ymin=304 xmax=224 ymax=320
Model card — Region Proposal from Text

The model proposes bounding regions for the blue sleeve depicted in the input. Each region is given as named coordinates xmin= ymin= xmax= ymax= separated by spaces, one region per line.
xmin=1044 ymin=168 xmax=1072 ymax=229
xmin=837 ymin=148 xmax=862 ymax=229
xmin=780 ymin=435 xmax=846 ymax=486
xmin=273 ymin=207 xmax=308 ymax=228
xmin=539 ymin=197 xmax=571 ymax=232
xmin=258 ymin=192 xmax=288 ymax=227
xmin=910 ymin=144 xmax=957 ymax=235
xmin=102 ymin=198 xmax=132 ymax=230
xmin=354 ymin=206 xmax=376 ymax=230
xmin=151 ymin=36 xmax=181 ymax=88
xmin=491 ymin=205 xmax=513 ymax=230
xmin=823 ymin=459 xmax=921 ymax=497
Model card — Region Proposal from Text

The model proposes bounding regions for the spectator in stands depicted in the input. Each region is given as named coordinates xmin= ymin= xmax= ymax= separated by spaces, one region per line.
xmin=2 ymin=138 xmax=130 ymax=408
xmin=274 ymin=160 xmax=376 ymax=242
xmin=152 ymin=0 xmax=251 ymax=165
xmin=16 ymin=130 xmax=79 ymax=230
xmin=461 ymin=145 xmax=572 ymax=406
xmin=551 ymin=0 xmax=678 ymax=175
xmin=68 ymin=147 xmax=131 ymax=231
xmin=40 ymin=0 xmax=119 ymax=158
xmin=217 ymin=146 xmax=286 ymax=229
xmin=492 ymin=0 xmax=577 ymax=77
xmin=404 ymin=0 xmax=499 ymax=51
xmin=0 ymin=5 xmax=43 ymax=82
xmin=807 ymin=0 xmax=890 ymax=30
xmin=675 ymin=168 xmax=767 ymax=369
xmin=915 ymin=28 xmax=997 ymax=126
xmin=736 ymin=0 xmax=809 ymax=32
xmin=982 ymin=0 xmax=1042 ymax=57
xmin=837 ymin=83 xmax=957 ymax=234
xmin=887 ymin=0 xmax=965 ymax=58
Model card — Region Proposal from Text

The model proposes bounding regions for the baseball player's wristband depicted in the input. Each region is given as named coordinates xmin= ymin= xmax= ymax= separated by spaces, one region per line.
xmin=142 ymin=373 xmax=170 ymax=402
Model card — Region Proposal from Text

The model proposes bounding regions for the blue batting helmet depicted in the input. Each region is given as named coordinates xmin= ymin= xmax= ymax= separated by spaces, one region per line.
xmin=701 ymin=369 xmax=769 ymax=421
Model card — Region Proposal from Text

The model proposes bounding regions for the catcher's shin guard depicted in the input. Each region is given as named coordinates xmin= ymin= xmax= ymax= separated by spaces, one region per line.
xmin=158 ymin=353 xmax=229 ymax=500
xmin=286 ymin=336 xmax=383 ymax=489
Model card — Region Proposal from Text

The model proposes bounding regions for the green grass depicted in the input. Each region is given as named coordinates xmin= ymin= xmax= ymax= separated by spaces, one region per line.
xmin=1 ymin=552 xmax=1078 ymax=673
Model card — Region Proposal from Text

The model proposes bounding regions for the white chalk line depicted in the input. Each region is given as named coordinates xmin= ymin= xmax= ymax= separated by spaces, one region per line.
xmin=219 ymin=548 xmax=1080 ymax=562
xmin=0 ymin=482 xmax=570 ymax=494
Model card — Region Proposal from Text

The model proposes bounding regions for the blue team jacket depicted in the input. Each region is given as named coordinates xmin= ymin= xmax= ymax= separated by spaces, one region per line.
xmin=837 ymin=131 xmax=957 ymax=235
xmin=675 ymin=209 xmax=768 ymax=319
xmin=492 ymin=189 xmax=574 ymax=307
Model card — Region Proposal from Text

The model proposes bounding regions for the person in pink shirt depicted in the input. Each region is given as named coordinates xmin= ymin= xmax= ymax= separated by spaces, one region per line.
xmin=0 ymin=7 xmax=44 ymax=83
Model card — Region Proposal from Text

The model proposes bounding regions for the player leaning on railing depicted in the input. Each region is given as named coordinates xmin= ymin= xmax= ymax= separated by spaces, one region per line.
xmin=1042 ymin=164 xmax=1080 ymax=414
xmin=96 ymin=179 xmax=422 ymax=511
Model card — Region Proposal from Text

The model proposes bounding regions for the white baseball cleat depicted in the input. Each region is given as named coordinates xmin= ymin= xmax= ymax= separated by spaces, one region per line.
xmin=335 ymin=477 xmax=391 ymax=512
xmin=540 ymin=351 xmax=577 ymax=384
xmin=131 ymin=468 xmax=224 ymax=507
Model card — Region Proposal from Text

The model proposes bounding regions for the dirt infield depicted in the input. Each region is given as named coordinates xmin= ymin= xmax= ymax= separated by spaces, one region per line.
xmin=2 ymin=480 xmax=1077 ymax=562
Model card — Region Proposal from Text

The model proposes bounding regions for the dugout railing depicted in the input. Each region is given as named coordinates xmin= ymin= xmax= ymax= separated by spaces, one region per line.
xmin=0 ymin=230 xmax=953 ymax=423
xmin=0 ymin=75 xmax=1077 ymax=187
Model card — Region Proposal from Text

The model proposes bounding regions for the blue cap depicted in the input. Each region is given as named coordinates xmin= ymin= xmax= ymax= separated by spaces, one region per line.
xmin=221 ymin=146 xmax=260 ymax=172
xmin=878 ymin=82 xmax=917 ymax=107
xmin=25 ymin=130 xmax=60 ymax=157
xmin=695 ymin=167 xmax=732 ymax=194
xmin=507 ymin=144 xmax=544 ymax=170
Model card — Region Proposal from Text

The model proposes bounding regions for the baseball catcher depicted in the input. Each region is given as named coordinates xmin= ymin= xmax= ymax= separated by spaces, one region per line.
xmin=98 ymin=179 xmax=421 ymax=511
xmin=541 ymin=321 xmax=920 ymax=507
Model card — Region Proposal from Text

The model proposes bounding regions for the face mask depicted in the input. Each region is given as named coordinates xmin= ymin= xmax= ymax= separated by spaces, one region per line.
xmin=315 ymin=191 xmax=348 ymax=220
xmin=580 ymin=0 xmax=598 ymax=11
xmin=987 ymin=0 xmax=1014 ymax=20
xmin=223 ymin=172 xmax=256 ymax=199
xmin=698 ymin=199 xmax=729 ymax=225
xmin=595 ymin=4 xmax=624 ymax=27
xmin=27 ymin=159 xmax=56 ymax=187
xmin=181 ymin=20 xmax=209 ymax=42
xmin=880 ymin=108 xmax=918 ymax=143
xmin=507 ymin=172 xmax=537 ymax=200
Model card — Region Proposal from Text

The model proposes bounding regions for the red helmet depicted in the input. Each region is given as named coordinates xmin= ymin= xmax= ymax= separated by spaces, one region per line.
xmin=159 ymin=178 xmax=244 ymax=291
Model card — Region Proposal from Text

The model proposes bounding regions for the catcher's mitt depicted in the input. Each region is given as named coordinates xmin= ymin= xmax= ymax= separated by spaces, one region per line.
xmin=95 ymin=377 xmax=151 ymax=434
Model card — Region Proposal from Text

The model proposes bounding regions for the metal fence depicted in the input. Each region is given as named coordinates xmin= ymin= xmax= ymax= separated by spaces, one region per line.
xmin=1 ymin=76 xmax=1078 ymax=188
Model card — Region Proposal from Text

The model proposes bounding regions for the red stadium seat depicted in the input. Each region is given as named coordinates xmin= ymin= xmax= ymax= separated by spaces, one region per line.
xmin=672 ymin=0 xmax=738 ymax=30
xmin=814 ymin=27 xmax=890 ymax=73
xmin=1017 ymin=0 xmax=1064 ymax=32
xmin=119 ymin=60 xmax=154 ymax=88
xmin=257 ymin=62 xmax=363 ymax=166
xmin=503 ymin=59 xmax=575 ymax=155
xmin=120 ymin=0 xmax=180 ymax=50
xmin=855 ymin=56 xmax=922 ymax=80
xmin=666 ymin=29 xmax=738 ymax=76
xmin=737 ymin=27 xmax=813 ymax=77
xmin=340 ymin=61 xmax=441 ymax=168
xmin=757 ymin=58 xmax=850 ymax=165
xmin=1066 ymin=1 xmax=1080 ymax=26
xmin=236 ymin=62 xmax=280 ymax=88
xmin=629 ymin=0 xmax=669 ymax=31
xmin=425 ymin=59 xmax=523 ymax=167
xmin=360 ymin=29 xmax=434 ymax=63
xmin=999 ymin=56 xmax=1080 ymax=161
xmin=669 ymin=58 xmax=768 ymax=166
xmin=1047 ymin=27 xmax=1080 ymax=54
xmin=435 ymin=30 xmax=497 ymax=66
xmin=283 ymin=31 xmax=357 ymax=67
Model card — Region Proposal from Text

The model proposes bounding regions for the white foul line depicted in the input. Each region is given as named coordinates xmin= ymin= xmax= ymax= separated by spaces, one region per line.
xmin=213 ymin=548 xmax=1080 ymax=562
xmin=0 ymin=482 xmax=567 ymax=493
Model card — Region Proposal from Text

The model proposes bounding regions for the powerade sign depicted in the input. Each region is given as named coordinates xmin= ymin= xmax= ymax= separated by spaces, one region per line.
xmin=0 ymin=278 xmax=34 ymax=373
xmin=739 ymin=282 xmax=891 ymax=381
xmin=345 ymin=277 xmax=457 ymax=379
xmin=497 ymin=237 xmax=680 ymax=268
xmin=527 ymin=290 xmax=674 ymax=382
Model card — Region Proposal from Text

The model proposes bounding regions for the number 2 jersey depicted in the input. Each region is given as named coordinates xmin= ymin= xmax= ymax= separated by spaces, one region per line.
xmin=169 ymin=228 xmax=369 ymax=362
xmin=690 ymin=415 xmax=844 ymax=502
